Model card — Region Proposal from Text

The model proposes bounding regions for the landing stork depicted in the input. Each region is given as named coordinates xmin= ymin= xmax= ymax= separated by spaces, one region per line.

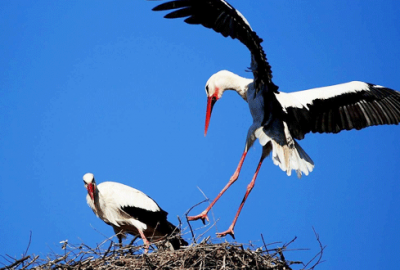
xmin=82 ymin=173 xmax=187 ymax=250
xmin=151 ymin=0 xmax=400 ymax=238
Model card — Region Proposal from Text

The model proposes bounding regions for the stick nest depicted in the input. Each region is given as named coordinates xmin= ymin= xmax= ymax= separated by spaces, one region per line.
xmin=1 ymin=238 xmax=312 ymax=270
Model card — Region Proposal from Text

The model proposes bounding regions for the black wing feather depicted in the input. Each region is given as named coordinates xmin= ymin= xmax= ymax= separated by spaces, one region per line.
xmin=152 ymin=0 xmax=191 ymax=11
xmin=282 ymin=84 xmax=400 ymax=140
xmin=151 ymin=0 xmax=278 ymax=93
xmin=121 ymin=205 xmax=187 ymax=248
xmin=164 ymin=7 xmax=193 ymax=19
xmin=121 ymin=206 xmax=169 ymax=230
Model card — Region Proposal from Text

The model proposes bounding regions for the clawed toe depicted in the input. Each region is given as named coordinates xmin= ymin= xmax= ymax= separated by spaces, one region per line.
xmin=216 ymin=227 xmax=235 ymax=239
xmin=187 ymin=211 xmax=209 ymax=225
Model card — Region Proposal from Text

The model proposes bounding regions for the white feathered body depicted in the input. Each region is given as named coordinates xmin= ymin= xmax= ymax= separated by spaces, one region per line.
xmin=214 ymin=71 xmax=400 ymax=178
xmin=87 ymin=181 xmax=175 ymax=241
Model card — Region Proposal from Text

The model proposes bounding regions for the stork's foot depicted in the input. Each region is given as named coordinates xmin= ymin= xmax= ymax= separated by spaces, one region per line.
xmin=216 ymin=226 xmax=235 ymax=239
xmin=187 ymin=210 xmax=209 ymax=225
xmin=143 ymin=241 xmax=150 ymax=254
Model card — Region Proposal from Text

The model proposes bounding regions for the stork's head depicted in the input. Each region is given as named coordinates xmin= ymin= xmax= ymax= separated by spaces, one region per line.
xmin=205 ymin=70 xmax=249 ymax=136
xmin=204 ymin=70 xmax=232 ymax=136
xmin=83 ymin=173 xmax=96 ymax=201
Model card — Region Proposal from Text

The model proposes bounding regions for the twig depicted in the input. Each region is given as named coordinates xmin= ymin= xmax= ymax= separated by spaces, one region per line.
xmin=0 ymin=255 xmax=13 ymax=265
xmin=102 ymin=241 xmax=113 ymax=260
xmin=143 ymin=254 xmax=156 ymax=270
xmin=21 ymin=255 xmax=39 ymax=270
xmin=283 ymin=236 xmax=298 ymax=249
xmin=304 ymin=227 xmax=326 ymax=269
xmin=177 ymin=215 xmax=183 ymax=231
xmin=5 ymin=255 xmax=15 ymax=262
xmin=185 ymin=198 xmax=209 ymax=244
xmin=129 ymin=235 xmax=139 ymax=246
xmin=47 ymin=252 xmax=70 ymax=266
xmin=196 ymin=219 xmax=219 ymax=243
xmin=0 ymin=256 xmax=30 ymax=270
xmin=23 ymin=231 xmax=32 ymax=258
xmin=89 ymin=223 xmax=110 ymax=239
xmin=196 ymin=187 xmax=219 ymax=234
xmin=260 ymin=234 xmax=269 ymax=255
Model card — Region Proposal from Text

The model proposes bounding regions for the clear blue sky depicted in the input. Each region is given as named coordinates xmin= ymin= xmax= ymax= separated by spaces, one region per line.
xmin=1 ymin=1 xmax=399 ymax=269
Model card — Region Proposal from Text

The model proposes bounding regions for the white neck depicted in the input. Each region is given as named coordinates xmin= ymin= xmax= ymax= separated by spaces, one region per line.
xmin=87 ymin=186 xmax=103 ymax=215
xmin=211 ymin=70 xmax=252 ymax=101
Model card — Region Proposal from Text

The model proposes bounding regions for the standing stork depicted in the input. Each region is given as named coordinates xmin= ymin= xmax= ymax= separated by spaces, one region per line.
xmin=82 ymin=173 xmax=187 ymax=250
xmin=151 ymin=0 xmax=400 ymax=238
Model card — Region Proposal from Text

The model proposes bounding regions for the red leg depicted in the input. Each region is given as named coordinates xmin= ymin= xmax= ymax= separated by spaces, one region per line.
xmin=187 ymin=150 xmax=248 ymax=224
xmin=138 ymin=229 xmax=150 ymax=253
xmin=217 ymin=152 xmax=266 ymax=239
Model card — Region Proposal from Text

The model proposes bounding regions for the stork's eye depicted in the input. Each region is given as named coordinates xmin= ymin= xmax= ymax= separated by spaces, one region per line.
xmin=206 ymin=85 xmax=209 ymax=94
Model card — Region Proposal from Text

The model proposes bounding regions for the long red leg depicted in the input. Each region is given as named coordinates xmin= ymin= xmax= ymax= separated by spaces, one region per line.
xmin=138 ymin=229 xmax=150 ymax=253
xmin=217 ymin=152 xmax=267 ymax=239
xmin=187 ymin=150 xmax=248 ymax=223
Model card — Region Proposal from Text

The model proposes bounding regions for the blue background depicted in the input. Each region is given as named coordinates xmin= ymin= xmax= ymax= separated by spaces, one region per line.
xmin=1 ymin=1 xmax=399 ymax=269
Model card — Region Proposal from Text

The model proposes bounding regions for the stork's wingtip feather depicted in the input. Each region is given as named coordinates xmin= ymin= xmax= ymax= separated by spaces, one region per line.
xmin=152 ymin=3 xmax=170 ymax=11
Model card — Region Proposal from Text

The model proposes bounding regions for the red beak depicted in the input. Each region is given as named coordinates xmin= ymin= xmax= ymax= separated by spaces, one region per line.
xmin=87 ymin=183 xmax=95 ymax=201
xmin=205 ymin=96 xmax=217 ymax=136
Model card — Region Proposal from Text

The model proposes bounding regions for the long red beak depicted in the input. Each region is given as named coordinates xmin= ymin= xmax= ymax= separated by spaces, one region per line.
xmin=87 ymin=183 xmax=95 ymax=201
xmin=205 ymin=96 xmax=217 ymax=136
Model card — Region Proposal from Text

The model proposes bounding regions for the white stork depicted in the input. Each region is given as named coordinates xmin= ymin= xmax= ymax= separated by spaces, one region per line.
xmin=82 ymin=173 xmax=187 ymax=250
xmin=151 ymin=0 xmax=400 ymax=238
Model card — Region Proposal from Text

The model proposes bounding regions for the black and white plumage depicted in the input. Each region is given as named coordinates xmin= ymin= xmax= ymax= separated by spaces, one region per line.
xmin=151 ymin=0 xmax=400 ymax=238
xmin=152 ymin=0 xmax=278 ymax=93
xmin=275 ymin=81 xmax=400 ymax=139
xmin=82 ymin=173 xmax=187 ymax=250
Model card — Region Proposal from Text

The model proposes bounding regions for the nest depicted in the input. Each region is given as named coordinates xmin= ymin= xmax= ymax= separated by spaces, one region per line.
xmin=0 ymin=234 xmax=324 ymax=270
xmin=1 ymin=210 xmax=324 ymax=270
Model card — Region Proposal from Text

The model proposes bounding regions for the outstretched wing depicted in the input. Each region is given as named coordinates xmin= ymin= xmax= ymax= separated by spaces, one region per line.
xmin=151 ymin=0 xmax=278 ymax=93
xmin=276 ymin=81 xmax=400 ymax=139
